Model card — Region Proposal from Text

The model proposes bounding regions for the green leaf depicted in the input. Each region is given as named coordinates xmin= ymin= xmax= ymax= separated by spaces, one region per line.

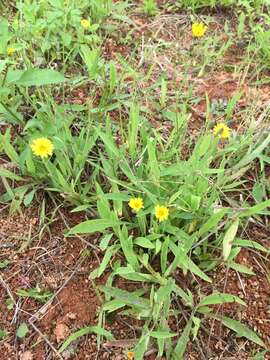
xmin=16 ymin=69 xmax=65 ymax=86
xmin=238 ymin=200 xmax=270 ymax=218
xmin=169 ymin=242 xmax=211 ymax=282
xmin=89 ymin=245 xmax=118 ymax=279
xmin=173 ymin=319 xmax=192 ymax=359
xmin=252 ymin=181 xmax=264 ymax=203
xmin=16 ymin=323 xmax=29 ymax=338
xmin=59 ymin=326 xmax=114 ymax=353
xmin=161 ymin=236 xmax=170 ymax=274
xmin=103 ymin=193 xmax=130 ymax=201
xmin=147 ymin=138 xmax=160 ymax=182
xmin=223 ymin=218 xmax=239 ymax=261
xmin=234 ymin=238 xmax=268 ymax=253
xmin=0 ymin=260 xmax=9 ymax=269
xmin=16 ymin=288 xmax=52 ymax=303
xmin=197 ymin=134 xmax=211 ymax=157
xmin=217 ymin=316 xmax=265 ymax=347
xmin=80 ymin=46 xmax=100 ymax=79
xmin=0 ymin=168 xmax=23 ymax=181
xmin=234 ymin=133 xmax=270 ymax=170
xmin=134 ymin=237 xmax=155 ymax=249
xmin=198 ymin=208 xmax=228 ymax=237
xmin=173 ymin=285 xmax=193 ymax=307
xmin=96 ymin=128 xmax=121 ymax=159
xmin=128 ymin=104 xmax=140 ymax=162
xmin=192 ymin=316 xmax=201 ymax=340
xmin=99 ymin=233 xmax=113 ymax=251
xmin=198 ymin=292 xmax=246 ymax=307
xmin=228 ymin=261 xmax=255 ymax=275
xmin=100 ymin=286 xmax=150 ymax=309
xmin=102 ymin=299 xmax=126 ymax=312
xmin=96 ymin=183 xmax=111 ymax=219
xmin=70 ymin=205 xmax=91 ymax=213
xmin=23 ymin=189 xmax=36 ymax=207
xmin=0 ymin=329 xmax=8 ymax=340
xmin=2 ymin=131 xmax=19 ymax=163
xmin=134 ymin=334 xmax=150 ymax=360
xmin=67 ymin=219 xmax=122 ymax=235
xmin=252 ymin=350 xmax=269 ymax=360
xmin=119 ymin=227 xmax=139 ymax=270
xmin=150 ymin=331 xmax=177 ymax=339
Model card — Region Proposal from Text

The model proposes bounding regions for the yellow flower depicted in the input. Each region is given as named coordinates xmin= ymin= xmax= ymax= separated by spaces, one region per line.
xmin=155 ymin=205 xmax=169 ymax=222
xmin=7 ymin=47 xmax=15 ymax=56
xmin=81 ymin=19 xmax=90 ymax=29
xmin=127 ymin=352 xmax=134 ymax=360
xmin=128 ymin=197 xmax=144 ymax=213
xmin=30 ymin=137 xmax=54 ymax=158
xmin=213 ymin=123 xmax=230 ymax=139
xmin=192 ymin=22 xmax=207 ymax=38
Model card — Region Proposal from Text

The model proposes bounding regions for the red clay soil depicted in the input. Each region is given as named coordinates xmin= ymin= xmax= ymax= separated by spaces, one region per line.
xmin=0 ymin=205 xmax=269 ymax=359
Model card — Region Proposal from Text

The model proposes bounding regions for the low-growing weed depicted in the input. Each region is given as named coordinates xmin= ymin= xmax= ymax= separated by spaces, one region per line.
xmin=67 ymin=111 xmax=269 ymax=358
xmin=0 ymin=0 xmax=269 ymax=358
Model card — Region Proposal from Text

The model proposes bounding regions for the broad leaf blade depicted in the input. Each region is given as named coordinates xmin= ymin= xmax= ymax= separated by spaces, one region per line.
xmin=16 ymin=69 xmax=65 ymax=86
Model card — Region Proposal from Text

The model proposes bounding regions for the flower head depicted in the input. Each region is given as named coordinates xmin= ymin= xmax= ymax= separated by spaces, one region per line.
xmin=213 ymin=123 xmax=230 ymax=139
xmin=30 ymin=137 xmax=54 ymax=158
xmin=7 ymin=47 xmax=15 ymax=56
xmin=192 ymin=22 xmax=207 ymax=38
xmin=129 ymin=197 xmax=144 ymax=213
xmin=127 ymin=351 xmax=134 ymax=360
xmin=155 ymin=205 xmax=169 ymax=222
xmin=81 ymin=19 xmax=90 ymax=29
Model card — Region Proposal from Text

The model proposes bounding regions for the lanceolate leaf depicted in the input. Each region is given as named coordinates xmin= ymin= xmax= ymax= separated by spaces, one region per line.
xmin=59 ymin=326 xmax=114 ymax=353
xmin=100 ymin=286 xmax=150 ymax=309
xmin=198 ymin=292 xmax=246 ymax=307
xmin=198 ymin=208 xmax=228 ymax=237
xmin=234 ymin=133 xmax=270 ymax=170
xmin=173 ymin=319 xmax=193 ymax=359
xmin=0 ymin=168 xmax=23 ymax=181
xmin=67 ymin=219 xmax=122 ymax=235
xmin=233 ymin=238 xmax=268 ymax=253
xmin=215 ymin=316 xmax=265 ymax=347
xmin=238 ymin=199 xmax=270 ymax=218
xmin=150 ymin=331 xmax=177 ymax=339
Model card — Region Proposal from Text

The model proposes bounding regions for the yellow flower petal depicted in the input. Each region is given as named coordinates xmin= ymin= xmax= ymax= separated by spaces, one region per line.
xmin=213 ymin=123 xmax=230 ymax=139
xmin=30 ymin=137 xmax=54 ymax=158
xmin=155 ymin=205 xmax=169 ymax=222
xmin=192 ymin=22 xmax=207 ymax=38
xmin=127 ymin=351 xmax=134 ymax=360
xmin=128 ymin=198 xmax=144 ymax=213
xmin=81 ymin=19 xmax=90 ymax=29
xmin=7 ymin=47 xmax=15 ymax=56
